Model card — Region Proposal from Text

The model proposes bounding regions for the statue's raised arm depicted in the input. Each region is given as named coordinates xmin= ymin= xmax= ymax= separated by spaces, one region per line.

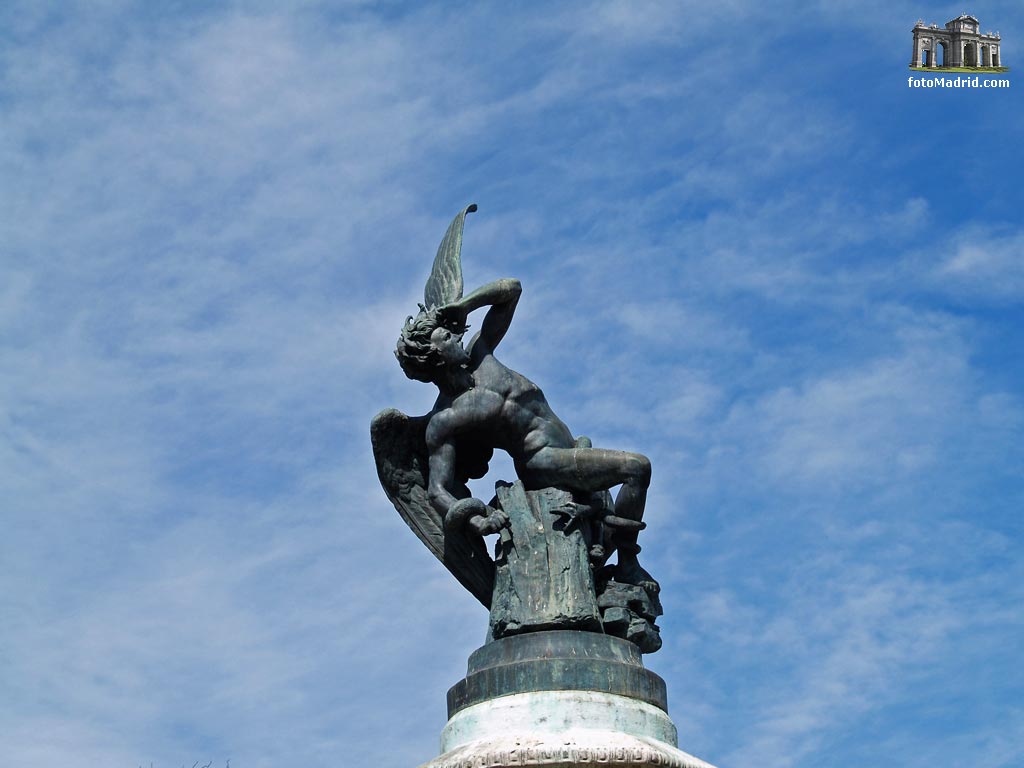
xmin=437 ymin=278 xmax=521 ymax=360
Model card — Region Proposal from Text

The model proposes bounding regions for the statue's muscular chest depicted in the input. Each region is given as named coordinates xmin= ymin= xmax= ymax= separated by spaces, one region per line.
xmin=431 ymin=358 xmax=542 ymax=441
xmin=446 ymin=387 xmax=505 ymax=431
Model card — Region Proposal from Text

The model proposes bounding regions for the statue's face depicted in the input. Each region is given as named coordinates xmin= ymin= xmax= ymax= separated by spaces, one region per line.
xmin=430 ymin=326 xmax=470 ymax=366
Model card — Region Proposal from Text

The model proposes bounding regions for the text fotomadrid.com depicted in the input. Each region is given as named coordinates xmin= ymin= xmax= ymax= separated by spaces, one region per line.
xmin=908 ymin=75 xmax=1010 ymax=88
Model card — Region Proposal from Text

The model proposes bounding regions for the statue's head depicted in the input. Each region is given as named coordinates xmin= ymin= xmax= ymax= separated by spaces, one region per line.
xmin=395 ymin=307 xmax=469 ymax=383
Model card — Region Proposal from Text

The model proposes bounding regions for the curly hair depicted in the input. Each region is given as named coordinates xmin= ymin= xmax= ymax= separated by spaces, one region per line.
xmin=394 ymin=306 xmax=468 ymax=383
xmin=394 ymin=308 xmax=442 ymax=382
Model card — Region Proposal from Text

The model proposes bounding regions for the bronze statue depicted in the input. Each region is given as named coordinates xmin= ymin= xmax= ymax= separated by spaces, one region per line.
xmin=372 ymin=205 xmax=662 ymax=652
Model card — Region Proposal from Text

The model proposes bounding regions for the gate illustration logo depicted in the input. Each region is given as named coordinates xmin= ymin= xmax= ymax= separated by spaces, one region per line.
xmin=910 ymin=14 xmax=1008 ymax=72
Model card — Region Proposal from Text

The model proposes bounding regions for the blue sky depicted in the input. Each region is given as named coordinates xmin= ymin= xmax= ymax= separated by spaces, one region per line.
xmin=2 ymin=2 xmax=1021 ymax=766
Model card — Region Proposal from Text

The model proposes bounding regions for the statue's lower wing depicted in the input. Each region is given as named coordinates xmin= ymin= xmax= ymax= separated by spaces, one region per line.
xmin=370 ymin=408 xmax=495 ymax=607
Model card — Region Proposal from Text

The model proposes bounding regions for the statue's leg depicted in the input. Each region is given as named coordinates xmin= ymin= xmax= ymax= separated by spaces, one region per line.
xmin=521 ymin=447 xmax=657 ymax=591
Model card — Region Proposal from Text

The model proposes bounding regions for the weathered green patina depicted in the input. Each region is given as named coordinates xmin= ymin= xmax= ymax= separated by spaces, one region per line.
xmin=447 ymin=631 xmax=669 ymax=718
xmin=371 ymin=205 xmax=663 ymax=654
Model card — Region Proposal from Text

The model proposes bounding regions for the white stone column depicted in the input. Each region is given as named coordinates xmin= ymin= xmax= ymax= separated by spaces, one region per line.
xmin=423 ymin=632 xmax=720 ymax=768
xmin=432 ymin=691 xmax=718 ymax=768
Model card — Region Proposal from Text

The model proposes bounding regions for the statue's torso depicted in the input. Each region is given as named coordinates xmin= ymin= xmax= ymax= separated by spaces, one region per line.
xmin=433 ymin=354 xmax=575 ymax=461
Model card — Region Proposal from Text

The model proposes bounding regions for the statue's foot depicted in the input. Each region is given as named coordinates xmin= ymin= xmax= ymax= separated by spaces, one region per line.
xmin=615 ymin=560 xmax=660 ymax=596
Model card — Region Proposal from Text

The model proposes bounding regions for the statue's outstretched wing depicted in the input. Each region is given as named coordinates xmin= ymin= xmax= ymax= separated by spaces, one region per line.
xmin=424 ymin=204 xmax=476 ymax=310
xmin=370 ymin=407 xmax=495 ymax=607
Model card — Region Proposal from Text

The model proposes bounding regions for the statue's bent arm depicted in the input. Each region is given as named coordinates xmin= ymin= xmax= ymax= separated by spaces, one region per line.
xmin=441 ymin=278 xmax=521 ymax=358
xmin=426 ymin=413 xmax=508 ymax=536
xmin=426 ymin=419 xmax=460 ymax=517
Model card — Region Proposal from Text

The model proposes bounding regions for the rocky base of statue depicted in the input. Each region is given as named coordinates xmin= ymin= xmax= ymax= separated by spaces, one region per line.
xmin=596 ymin=576 xmax=663 ymax=654
xmin=487 ymin=480 xmax=662 ymax=654
xmin=417 ymin=631 xmax=718 ymax=768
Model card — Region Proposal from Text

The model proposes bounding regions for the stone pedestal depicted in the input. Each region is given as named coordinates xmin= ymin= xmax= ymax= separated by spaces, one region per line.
xmin=418 ymin=631 xmax=717 ymax=768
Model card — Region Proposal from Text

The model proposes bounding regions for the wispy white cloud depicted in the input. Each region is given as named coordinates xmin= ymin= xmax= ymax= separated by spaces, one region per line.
xmin=1 ymin=2 xmax=1021 ymax=768
xmin=936 ymin=226 xmax=1024 ymax=300
xmin=725 ymin=329 xmax=963 ymax=486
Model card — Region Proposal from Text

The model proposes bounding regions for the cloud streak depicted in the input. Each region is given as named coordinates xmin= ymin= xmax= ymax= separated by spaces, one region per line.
xmin=2 ymin=2 xmax=1021 ymax=767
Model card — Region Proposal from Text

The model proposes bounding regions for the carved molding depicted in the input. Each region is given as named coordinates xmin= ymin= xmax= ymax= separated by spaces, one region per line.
xmin=425 ymin=744 xmax=708 ymax=768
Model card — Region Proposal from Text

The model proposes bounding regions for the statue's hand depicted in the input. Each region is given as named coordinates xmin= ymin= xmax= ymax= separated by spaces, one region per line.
xmin=552 ymin=501 xmax=596 ymax=521
xmin=467 ymin=506 xmax=509 ymax=536
xmin=446 ymin=497 xmax=508 ymax=536
xmin=436 ymin=302 xmax=468 ymax=332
